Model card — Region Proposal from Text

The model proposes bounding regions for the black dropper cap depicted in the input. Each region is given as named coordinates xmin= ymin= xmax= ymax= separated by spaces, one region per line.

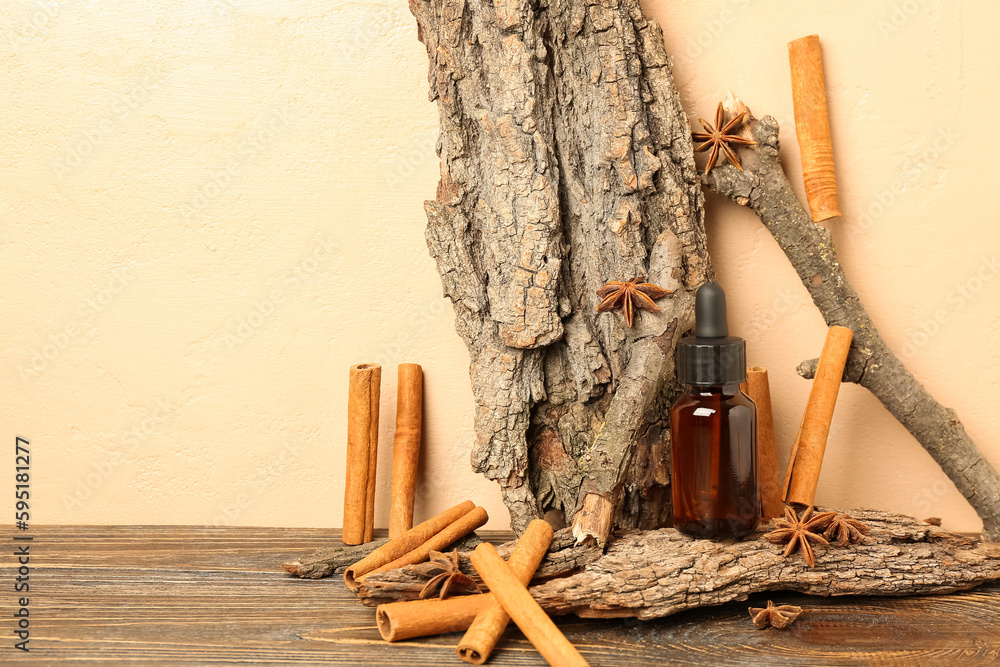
xmin=677 ymin=282 xmax=746 ymax=386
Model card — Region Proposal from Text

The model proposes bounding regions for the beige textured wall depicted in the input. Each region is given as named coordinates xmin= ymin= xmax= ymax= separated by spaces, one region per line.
xmin=2 ymin=1 xmax=996 ymax=534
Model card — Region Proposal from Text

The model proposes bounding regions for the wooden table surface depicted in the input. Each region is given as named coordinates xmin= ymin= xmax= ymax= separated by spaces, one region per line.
xmin=2 ymin=525 xmax=999 ymax=665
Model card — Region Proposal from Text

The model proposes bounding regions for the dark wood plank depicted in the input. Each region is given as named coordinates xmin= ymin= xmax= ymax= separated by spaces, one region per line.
xmin=1 ymin=525 xmax=998 ymax=665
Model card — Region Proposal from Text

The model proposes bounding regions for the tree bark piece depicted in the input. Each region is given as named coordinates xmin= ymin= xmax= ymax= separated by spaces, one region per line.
xmin=573 ymin=237 xmax=692 ymax=546
xmin=283 ymin=539 xmax=387 ymax=579
xmin=410 ymin=0 xmax=710 ymax=534
xmin=358 ymin=509 xmax=1000 ymax=620
xmin=390 ymin=363 xmax=424 ymax=538
xmin=705 ymin=101 xmax=1000 ymax=540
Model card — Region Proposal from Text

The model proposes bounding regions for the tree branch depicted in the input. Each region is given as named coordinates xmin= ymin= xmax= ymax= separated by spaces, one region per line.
xmin=572 ymin=231 xmax=693 ymax=546
xmin=705 ymin=100 xmax=1000 ymax=541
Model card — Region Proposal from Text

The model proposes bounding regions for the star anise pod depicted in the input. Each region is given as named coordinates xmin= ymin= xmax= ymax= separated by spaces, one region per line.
xmin=748 ymin=600 xmax=803 ymax=629
xmin=691 ymin=101 xmax=757 ymax=175
xmin=822 ymin=512 xmax=871 ymax=547
xmin=596 ymin=276 xmax=673 ymax=328
xmin=411 ymin=549 xmax=480 ymax=600
xmin=763 ymin=505 xmax=836 ymax=568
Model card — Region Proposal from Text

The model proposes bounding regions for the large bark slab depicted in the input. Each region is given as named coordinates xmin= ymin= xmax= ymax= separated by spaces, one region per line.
xmin=355 ymin=509 xmax=1000 ymax=619
xmin=410 ymin=0 xmax=710 ymax=533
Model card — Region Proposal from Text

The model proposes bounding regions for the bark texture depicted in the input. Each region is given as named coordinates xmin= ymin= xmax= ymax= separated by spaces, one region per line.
xmin=705 ymin=102 xmax=1000 ymax=541
xmin=356 ymin=509 xmax=1000 ymax=619
xmin=282 ymin=539 xmax=386 ymax=579
xmin=410 ymin=0 xmax=710 ymax=532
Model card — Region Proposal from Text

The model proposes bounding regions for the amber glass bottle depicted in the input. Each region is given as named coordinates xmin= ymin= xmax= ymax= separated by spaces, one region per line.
xmin=670 ymin=283 xmax=760 ymax=539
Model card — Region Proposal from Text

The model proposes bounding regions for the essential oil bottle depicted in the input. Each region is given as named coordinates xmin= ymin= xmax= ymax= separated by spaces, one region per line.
xmin=670 ymin=282 xmax=760 ymax=539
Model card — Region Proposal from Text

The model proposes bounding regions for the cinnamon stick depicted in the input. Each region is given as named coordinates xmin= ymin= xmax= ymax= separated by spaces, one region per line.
xmin=741 ymin=367 xmax=783 ymax=519
xmin=457 ymin=519 xmax=554 ymax=664
xmin=344 ymin=363 xmax=381 ymax=545
xmin=788 ymin=34 xmax=841 ymax=222
xmin=783 ymin=326 xmax=854 ymax=507
xmin=362 ymin=506 xmax=488 ymax=582
xmin=376 ymin=519 xmax=554 ymax=643
xmin=378 ymin=594 xmax=491 ymax=643
xmin=470 ymin=543 xmax=589 ymax=667
xmin=390 ymin=363 xmax=423 ymax=538
xmin=344 ymin=500 xmax=474 ymax=590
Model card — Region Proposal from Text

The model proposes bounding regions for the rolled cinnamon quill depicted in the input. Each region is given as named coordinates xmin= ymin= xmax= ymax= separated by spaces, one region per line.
xmin=458 ymin=519 xmax=554 ymax=664
xmin=741 ymin=367 xmax=784 ymax=519
xmin=379 ymin=594 xmax=492 ymax=642
xmin=788 ymin=34 xmax=841 ymax=222
xmin=344 ymin=499 xmax=475 ymax=590
xmin=376 ymin=519 xmax=554 ymax=643
xmin=389 ymin=363 xmax=423 ymax=538
xmin=783 ymin=326 xmax=854 ymax=507
xmin=343 ymin=363 xmax=381 ymax=545
xmin=469 ymin=543 xmax=589 ymax=667
xmin=362 ymin=506 xmax=488 ymax=582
